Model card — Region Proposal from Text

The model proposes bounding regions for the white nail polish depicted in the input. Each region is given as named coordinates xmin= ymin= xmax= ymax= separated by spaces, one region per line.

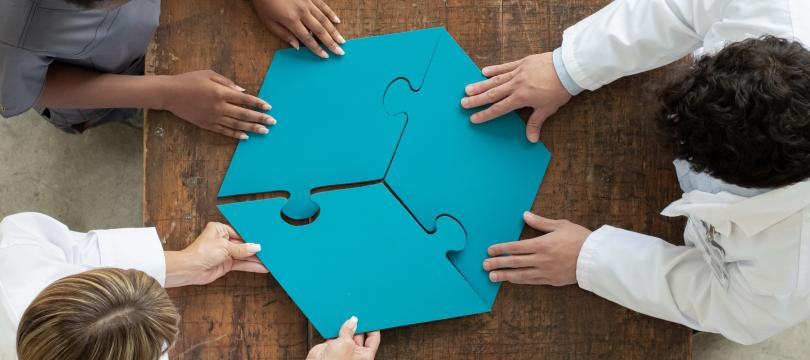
xmin=246 ymin=243 xmax=261 ymax=253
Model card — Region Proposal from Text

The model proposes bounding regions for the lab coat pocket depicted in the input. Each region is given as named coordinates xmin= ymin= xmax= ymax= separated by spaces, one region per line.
xmin=23 ymin=5 xmax=109 ymax=57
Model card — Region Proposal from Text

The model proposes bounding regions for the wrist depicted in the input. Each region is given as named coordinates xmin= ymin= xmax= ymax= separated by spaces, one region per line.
xmin=149 ymin=75 xmax=176 ymax=111
xmin=163 ymin=250 xmax=195 ymax=288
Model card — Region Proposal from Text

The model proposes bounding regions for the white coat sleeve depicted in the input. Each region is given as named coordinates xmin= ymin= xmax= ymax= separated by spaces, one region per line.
xmin=560 ymin=0 xmax=728 ymax=91
xmin=577 ymin=225 xmax=797 ymax=345
xmin=0 ymin=213 xmax=166 ymax=287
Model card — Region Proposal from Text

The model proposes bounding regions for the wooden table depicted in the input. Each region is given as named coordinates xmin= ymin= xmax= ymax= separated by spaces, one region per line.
xmin=145 ymin=0 xmax=692 ymax=358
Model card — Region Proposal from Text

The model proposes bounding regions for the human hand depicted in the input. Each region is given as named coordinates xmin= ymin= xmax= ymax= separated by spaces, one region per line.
xmin=306 ymin=316 xmax=381 ymax=360
xmin=461 ymin=52 xmax=572 ymax=143
xmin=484 ymin=211 xmax=591 ymax=286
xmin=161 ymin=70 xmax=275 ymax=140
xmin=252 ymin=0 xmax=345 ymax=58
xmin=164 ymin=222 xmax=269 ymax=288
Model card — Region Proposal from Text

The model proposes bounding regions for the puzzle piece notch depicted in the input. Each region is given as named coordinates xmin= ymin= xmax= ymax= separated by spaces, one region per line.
xmin=382 ymin=29 xmax=552 ymax=307
xmin=218 ymin=27 xmax=445 ymax=221
xmin=217 ymin=183 xmax=489 ymax=338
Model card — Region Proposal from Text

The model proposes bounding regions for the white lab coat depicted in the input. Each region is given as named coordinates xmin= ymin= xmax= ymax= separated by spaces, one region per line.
xmin=562 ymin=0 xmax=810 ymax=344
xmin=0 ymin=213 xmax=167 ymax=359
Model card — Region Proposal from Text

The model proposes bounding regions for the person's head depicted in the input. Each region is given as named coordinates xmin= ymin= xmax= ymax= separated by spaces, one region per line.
xmin=16 ymin=268 xmax=179 ymax=360
xmin=657 ymin=36 xmax=810 ymax=189
xmin=64 ymin=0 xmax=130 ymax=10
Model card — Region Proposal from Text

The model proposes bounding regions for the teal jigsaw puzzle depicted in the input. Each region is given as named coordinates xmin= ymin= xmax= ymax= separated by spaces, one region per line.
xmin=218 ymin=184 xmax=489 ymax=338
xmin=383 ymin=31 xmax=552 ymax=306
xmin=218 ymin=27 xmax=552 ymax=337
xmin=219 ymin=28 xmax=444 ymax=220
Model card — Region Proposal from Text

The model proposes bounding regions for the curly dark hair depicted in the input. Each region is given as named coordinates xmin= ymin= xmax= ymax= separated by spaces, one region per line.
xmin=657 ymin=36 xmax=810 ymax=189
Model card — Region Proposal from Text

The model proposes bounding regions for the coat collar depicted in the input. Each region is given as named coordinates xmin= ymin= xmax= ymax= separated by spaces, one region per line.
xmin=662 ymin=178 xmax=810 ymax=237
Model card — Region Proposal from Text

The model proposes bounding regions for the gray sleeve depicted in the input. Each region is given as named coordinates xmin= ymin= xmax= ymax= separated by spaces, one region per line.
xmin=0 ymin=44 xmax=51 ymax=118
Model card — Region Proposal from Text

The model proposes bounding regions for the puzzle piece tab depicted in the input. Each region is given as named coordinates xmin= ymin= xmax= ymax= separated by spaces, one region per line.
xmin=218 ymin=28 xmax=444 ymax=220
xmin=383 ymin=29 xmax=552 ymax=307
xmin=217 ymin=183 xmax=489 ymax=338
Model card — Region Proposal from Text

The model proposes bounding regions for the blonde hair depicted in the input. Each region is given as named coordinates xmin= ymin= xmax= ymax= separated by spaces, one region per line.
xmin=16 ymin=268 xmax=180 ymax=360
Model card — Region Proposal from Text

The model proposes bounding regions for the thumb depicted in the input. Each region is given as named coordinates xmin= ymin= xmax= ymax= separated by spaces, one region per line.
xmin=526 ymin=110 xmax=549 ymax=143
xmin=337 ymin=316 xmax=358 ymax=339
xmin=523 ymin=211 xmax=559 ymax=232
xmin=226 ymin=241 xmax=261 ymax=259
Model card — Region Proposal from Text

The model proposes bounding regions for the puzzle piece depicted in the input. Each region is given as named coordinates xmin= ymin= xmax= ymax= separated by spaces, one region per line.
xmin=217 ymin=183 xmax=489 ymax=338
xmin=383 ymin=29 xmax=552 ymax=307
xmin=218 ymin=28 xmax=444 ymax=220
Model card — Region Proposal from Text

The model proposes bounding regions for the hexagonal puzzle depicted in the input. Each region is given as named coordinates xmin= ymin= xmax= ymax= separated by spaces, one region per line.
xmin=218 ymin=27 xmax=551 ymax=338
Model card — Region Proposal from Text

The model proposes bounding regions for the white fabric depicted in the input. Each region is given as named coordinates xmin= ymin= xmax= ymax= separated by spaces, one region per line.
xmin=0 ymin=212 xmax=166 ymax=359
xmin=560 ymin=0 xmax=800 ymax=91
xmin=567 ymin=0 xmax=810 ymax=345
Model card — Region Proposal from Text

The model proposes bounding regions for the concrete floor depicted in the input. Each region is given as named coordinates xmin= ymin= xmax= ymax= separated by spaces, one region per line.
xmin=1 ymin=110 xmax=807 ymax=358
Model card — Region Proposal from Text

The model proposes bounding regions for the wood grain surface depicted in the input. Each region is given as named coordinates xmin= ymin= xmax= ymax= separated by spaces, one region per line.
xmin=145 ymin=0 xmax=692 ymax=358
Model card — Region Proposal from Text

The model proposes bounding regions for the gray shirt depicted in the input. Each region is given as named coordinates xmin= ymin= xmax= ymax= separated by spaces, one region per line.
xmin=0 ymin=0 xmax=160 ymax=130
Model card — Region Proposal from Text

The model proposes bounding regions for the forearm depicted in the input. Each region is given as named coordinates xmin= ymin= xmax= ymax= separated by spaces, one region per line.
xmin=37 ymin=63 xmax=171 ymax=110
xmin=578 ymin=225 xmax=784 ymax=344
xmin=163 ymin=250 xmax=194 ymax=288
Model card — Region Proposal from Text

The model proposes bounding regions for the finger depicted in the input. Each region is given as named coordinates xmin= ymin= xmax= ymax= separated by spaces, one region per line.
xmin=266 ymin=20 xmax=300 ymax=49
xmin=483 ymin=254 xmax=534 ymax=271
xmin=489 ymin=268 xmax=540 ymax=283
xmin=353 ymin=333 xmax=365 ymax=347
xmin=311 ymin=7 xmax=345 ymax=46
xmin=210 ymin=124 xmax=248 ymax=140
xmin=306 ymin=343 xmax=326 ymax=360
xmin=488 ymin=240 xmax=535 ymax=256
xmin=510 ymin=277 xmax=550 ymax=285
xmin=464 ymin=71 xmax=515 ymax=97
xmin=223 ymin=103 xmax=271 ymax=127
xmin=224 ymin=91 xmax=272 ymax=113
xmin=220 ymin=115 xmax=269 ymax=135
xmin=303 ymin=12 xmax=344 ymax=55
xmin=469 ymin=95 xmax=520 ymax=124
xmin=461 ymin=80 xmax=513 ymax=109
xmin=290 ymin=21 xmax=329 ymax=58
xmin=523 ymin=211 xmax=560 ymax=232
xmin=207 ymin=72 xmax=245 ymax=92
xmin=313 ymin=0 xmax=341 ymax=24
xmin=482 ymin=59 xmax=522 ymax=77
xmin=225 ymin=241 xmax=262 ymax=259
xmin=338 ymin=316 xmax=358 ymax=339
xmin=526 ymin=110 xmax=551 ymax=143
xmin=222 ymin=224 xmax=242 ymax=240
xmin=231 ymin=260 xmax=269 ymax=273
xmin=364 ymin=331 xmax=381 ymax=353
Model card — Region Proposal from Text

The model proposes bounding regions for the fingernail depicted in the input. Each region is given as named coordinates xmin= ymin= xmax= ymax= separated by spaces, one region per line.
xmin=523 ymin=211 xmax=531 ymax=217
xmin=261 ymin=102 xmax=271 ymax=111
xmin=290 ymin=40 xmax=300 ymax=50
xmin=246 ymin=243 xmax=261 ymax=253
xmin=333 ymin=16 xmax=341 ymax=23
xmin=460 ymin=98 xmax=468 ymax=107
xmin=334 ymin=46 xmax=345 ymax=56
xmin=258 ymin=126 xmax=269 ymax=134
xmin=482 ymin=260 xmax=489 ymax=270
xmin=482 ymin=67 xmax=490 ymax=75
xmin=529 ymin=133 xmax=539 ymax=143
xmin=320 ymin=51 xmax=329 ymax=59
xmin=233 ymin=85 xmax=246 ymax=92
xmin=265 ymin=116 xmax=277 ymax=125
xmin=337 ymin=34 xmax=346 ymax=44
xmin=348 ymin=315 xmax=358 ymax=330
xmin=470 ymin=115 xmax=478 ymax=123
xmin=239 ymin=134 xmax=249 ymax=140
xmin=489 ymin=272 xmax=498 ymax=282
